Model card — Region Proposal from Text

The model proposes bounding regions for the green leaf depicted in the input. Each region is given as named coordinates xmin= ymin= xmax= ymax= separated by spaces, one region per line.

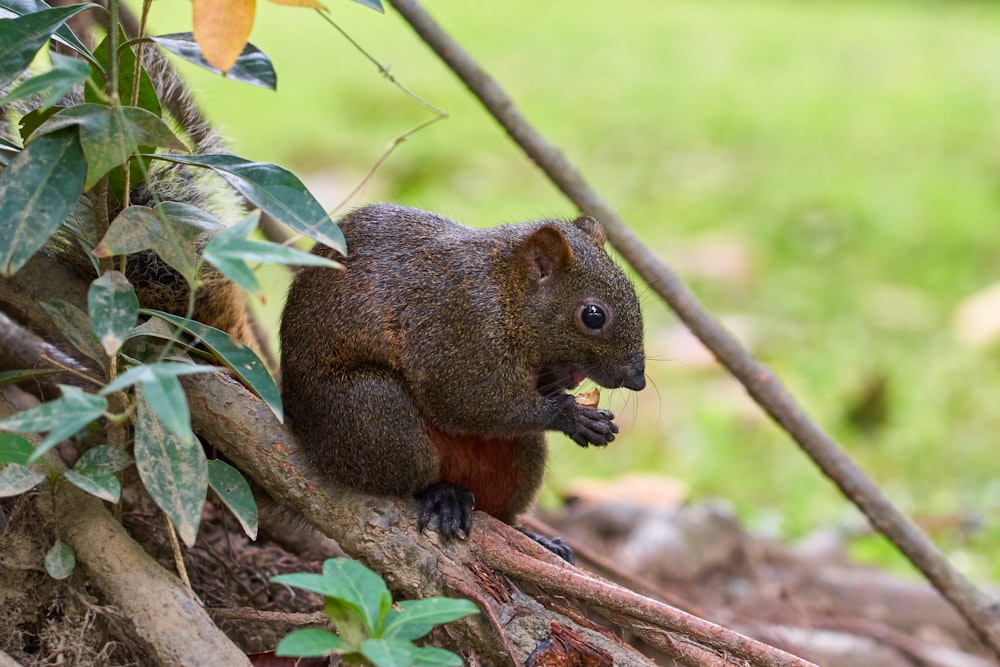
xmin=142 ymin=310 xmax=283 ymax=421
xmin=0 ymin=0 xmax=99 ymax=67
xmin=274 ymin=628 xmax=345 ymax=658
xmin=84 ymin=29 xmax=161 ymax=201
xmin=122 ymin=316 xmax=186 ymax=363
xmin=17 ymin=105 xmax=61 ymax=143
xmin=148 ymin=154 xmax=346 ymax=254
xmin=349 ymin=0 xmax=384 ymax=12
xmin=74 ymin=443 xmax=133 ymax=472
xmin=269 ymin=573 xmax=378 ymax=646
xmin=0 ymin=128 xmax=86 ymax=276
xmin=64 ymin=465 xmax=120 ymax=502
xmin=0 ymin=385 xmax=107 ymax=463
xmin=203 ymin=211 xmax=340 ymax=293
xmin=95 ymin=203 xmax=223 ymax=288
xmin=65 ymin=443 xmax=129 ymax=500
xmin=0 ymin=135 xmax=18 ymax=166
xmin=360 ymin=639 xmax=414 ymax=667
xmin=0 ymin=52 xmax=91 ymax=108
xmin=36 ymin=104 xmax=189 ymax=189
xmin=119 ymin=370 xmax=191 ymax=444
xmin=381 ymin=598 xmax=479 ymax=642
xmin=102 ymin=360 xmax=216 ymax=393
xmin=40 ymin=298 xmax=106 ymax=367
xmin=322 ymin=558 xmax=392 ymax=636
xmin=101 ymin=361 xmax=216 ymax=444
xmin=134 ymin=385 xmax=207 ymax=546
xmin=324 ymin=597 xmax=367 ymax=649
xmin=86 ymin=28 xmax=159 ymax=116
xmin=0 ymin=433 xmax=33 ymax=464
xmin=0 ymin=368 xmax=63 ymax=390
xmin=201 ymin=212 xmax=263 ymax=292
xmin=412 ymin=647 xmax=464 ymax=667
xmin=0 ymin=462 xmax=45 ymax=496
xmin=44 ymin=539 xmax=75 ymax=579
xmin=88 ymin=271 xmax=139 ymax=357
xmin=151 ymin=33 xmax=277 ymax=91
xmin=207 ymin=459 xmax=257 ymax=540
xmin=65 ymin=444 xmax=128 ymax=500
xmin=0 ymin=4 xmax=97 ymax=88
xmin=270 ymin=572 xmax=346 ymax=598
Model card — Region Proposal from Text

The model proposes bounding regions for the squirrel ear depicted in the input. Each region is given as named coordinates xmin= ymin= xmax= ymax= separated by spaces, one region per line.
xmin=570 ymin=216 xmax=606 ymax=248
xmin=522 ymin=225 xmax=572 ymax=282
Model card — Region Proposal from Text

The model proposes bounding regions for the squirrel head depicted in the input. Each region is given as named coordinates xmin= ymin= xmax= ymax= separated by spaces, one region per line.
xmin=518 ymin=216 xmax=646 ymax=395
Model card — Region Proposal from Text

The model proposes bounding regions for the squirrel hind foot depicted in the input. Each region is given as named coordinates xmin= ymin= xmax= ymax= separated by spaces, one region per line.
xmin=415 ymin=481 xmax=475 ymax=540
xmin=518 ymin=529 xmax=575 ymax=565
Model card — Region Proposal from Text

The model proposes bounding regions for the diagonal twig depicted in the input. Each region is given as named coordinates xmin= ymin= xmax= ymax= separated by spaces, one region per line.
xmin=478 ymin=527 xmax=817 ymax=667
xmin=383 ymin=0 xmax=1000 ymax=658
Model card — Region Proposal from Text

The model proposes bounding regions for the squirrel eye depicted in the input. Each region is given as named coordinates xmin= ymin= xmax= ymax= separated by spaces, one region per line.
xmin=580 ymin=304 xmax=606 ymax=330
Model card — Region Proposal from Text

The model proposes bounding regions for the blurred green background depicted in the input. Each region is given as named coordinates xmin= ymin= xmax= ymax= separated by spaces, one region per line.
xmin=150 ymin=0 xmax=1000 ymax=579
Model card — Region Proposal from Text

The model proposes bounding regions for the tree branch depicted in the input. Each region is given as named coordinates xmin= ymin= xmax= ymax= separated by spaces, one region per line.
xmin=381 ymin=0 xmax=1000 ymax=657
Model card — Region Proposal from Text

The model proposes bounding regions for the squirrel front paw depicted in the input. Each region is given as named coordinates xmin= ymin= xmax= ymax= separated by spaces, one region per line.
xmin=556 ymin=398 xmax=618 ymax=447
xmin=415 ymin=481 xmax=475 ymax=540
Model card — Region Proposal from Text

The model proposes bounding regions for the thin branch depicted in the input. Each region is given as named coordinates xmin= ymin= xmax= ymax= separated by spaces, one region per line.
xmin=164 ymin=514 xmax=191 ymax=588
xmin=477 ymin=529 xmax=816 ymax=667
xmin=521 ymin=515 xmax=703 ymax=617
xmin=382 ymin=0 xmax=1000 ymax=657
xmin=330 ymin=114 xmax=447 ymax=215
xmin=315 ymin=9 xmax=447 ymax=118
xmin=207 ymin=607 xmax=327 ymax=625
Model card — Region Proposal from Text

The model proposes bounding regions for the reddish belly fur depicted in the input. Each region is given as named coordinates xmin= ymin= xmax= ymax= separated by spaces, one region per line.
xmin=425 ymin=423 xmax=522 ymax=520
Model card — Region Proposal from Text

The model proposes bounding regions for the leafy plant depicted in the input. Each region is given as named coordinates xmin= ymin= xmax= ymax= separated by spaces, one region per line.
xmin=0 ymin=0 xmax=385 ymax=574
xmin=272 ymin=558 xmax=479 ymax=666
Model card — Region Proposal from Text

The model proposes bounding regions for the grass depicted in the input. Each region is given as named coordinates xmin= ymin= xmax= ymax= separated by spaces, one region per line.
xmin=150 ymin=0 xmax=1000 ymax=579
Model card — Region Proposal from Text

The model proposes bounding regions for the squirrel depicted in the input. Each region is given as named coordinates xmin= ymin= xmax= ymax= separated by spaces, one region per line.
xmin=280 ymin=203 xmax=646 ymax=562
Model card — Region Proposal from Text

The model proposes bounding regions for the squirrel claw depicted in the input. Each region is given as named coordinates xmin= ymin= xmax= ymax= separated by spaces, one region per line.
xmin=519 ymin=529 xmax=575 ymax=564
xmin=415 ymin=482 xmax=475 ymax=540
xmin=565 ymin=404 xmax=619 ymax=448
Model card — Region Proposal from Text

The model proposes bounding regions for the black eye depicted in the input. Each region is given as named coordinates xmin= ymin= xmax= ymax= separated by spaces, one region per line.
xmin=580 ymin=304 xmax=606 ymax=330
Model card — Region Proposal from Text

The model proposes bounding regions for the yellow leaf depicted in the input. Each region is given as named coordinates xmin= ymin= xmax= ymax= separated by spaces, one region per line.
xmin=192 ymin=0 xmax=257 ymax=74
xmin=268 ymin=0 xmax=328 ymax=8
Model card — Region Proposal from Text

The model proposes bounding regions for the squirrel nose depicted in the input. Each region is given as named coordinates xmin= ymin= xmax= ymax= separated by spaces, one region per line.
xmin=623 ymin=371 xmax=646 ymax=391
xmin=622 ymin=357 xmax=646 ymax=391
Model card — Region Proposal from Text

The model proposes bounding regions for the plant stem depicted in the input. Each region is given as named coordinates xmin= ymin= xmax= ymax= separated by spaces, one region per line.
xmin=106 ymin=0 xmax=120 ymax=103
xmin=130 ymin=0 xmax=153 ymax=108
